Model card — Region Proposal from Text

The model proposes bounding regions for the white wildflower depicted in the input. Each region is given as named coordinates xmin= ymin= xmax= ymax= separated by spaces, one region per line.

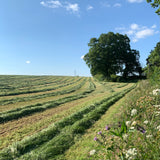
xmin=89 ymin=149 xmax=96 ymax=155
xmin=130 ymin=127 xmax=135 ymax=130
xmin=155 ymin=111 xmax=160 ymax=116
xmin=144 ymin=120 xmax=149 ymax=124
xmin=153 ymin=105 xmax=160 ymax=108
xmin=146 ymin=135 xmax=153 ymax=138
xmin=123 ymin=134 xmax=128 ymax=141
xmin=131 ymin=121 xmax=137 ymax=126
xmin=131 ymin=109 xmax=137 ymax=116
xmin=157 ymin=125 xmax=160 ymax=131
xmin=125 ymin=148 xmax=137 ymax=160
xmin=152 ymin=89 xmax=160 ymax=96
xmin=126 ymin=121 xmax=131 ymax=126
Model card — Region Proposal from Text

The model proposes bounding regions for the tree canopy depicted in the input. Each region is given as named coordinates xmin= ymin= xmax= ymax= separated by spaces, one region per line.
xmin=145 ymin=42 xmax=160 ymax=77
xmin=84 ymin=32 xmax=142 ymax=80
xmin=146 ymin=0 xmax=160 ymax=15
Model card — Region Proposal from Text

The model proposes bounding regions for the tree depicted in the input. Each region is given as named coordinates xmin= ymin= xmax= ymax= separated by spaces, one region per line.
xmin=145 ymin=42 xmax=160 ymax=76
xmin=146 ymin=0 xmax=160 ymax=15
xmin=84 ymin=32 xmax=141 ymax=80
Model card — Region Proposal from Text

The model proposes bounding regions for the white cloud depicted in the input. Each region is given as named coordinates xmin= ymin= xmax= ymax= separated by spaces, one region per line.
xmin=40 ymin=1 xmax=79 ymax=15
xmin=87 ymin=5 xmax=93 ymax=11
xmin=40 ymin=1 xmax=62 ymax=8
xmin=113 ymin=3 xmax=122 ymax=7
xmin=26 ymin=61 xmax=31 ymax=64
xmin=115 ymin=27 xmax=126 ymax=31
xmin=135 ymin=29 xmax=154 ymax=38
xmin=151 ymin=24 xmax=157 ymax=29
xmin=126 ymin=30 xmax=134 ymax=35
xmin=115 ymin=23 xmax=159 ymax=43
xmin=127 ymin=0 xmax=144 ymax=3
xmin=81 ymin=55 xmax=84 ymax=59
xmin=130 ymin=23 xmax=139 ymax=30
xmin=65 ymin=3 xmax=79 ymax=13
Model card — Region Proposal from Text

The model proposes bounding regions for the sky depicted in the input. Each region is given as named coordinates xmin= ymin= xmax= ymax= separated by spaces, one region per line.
xmin=0 ymin=0 xmax=160 ymax=76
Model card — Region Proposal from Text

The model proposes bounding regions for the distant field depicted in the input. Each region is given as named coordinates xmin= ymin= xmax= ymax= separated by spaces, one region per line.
xmin=0 ymin=75 xmax=136 ymax=159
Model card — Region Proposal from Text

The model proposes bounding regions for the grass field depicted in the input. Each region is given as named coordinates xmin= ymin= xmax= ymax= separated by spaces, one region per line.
xmin=0 ymin=75 xmax=137 ymax=159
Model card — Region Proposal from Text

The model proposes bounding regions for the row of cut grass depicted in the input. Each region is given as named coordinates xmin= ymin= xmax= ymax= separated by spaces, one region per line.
xmin=0 ymin=77 xmax=82 ymax=97
xmin=0 ymin=81 xmax=133 ymax=150
xmin=0 ymin=77 xmax=86 ymax=106
xmin=0 ymin=76 xmax=64 ymax=93
xmin=0 ymin=84 xmax=135 ymax=160
xmin=0 ymin=78 xmax=95 ymax=123
xmin=19 ymin=84 xmax=136 ymax=160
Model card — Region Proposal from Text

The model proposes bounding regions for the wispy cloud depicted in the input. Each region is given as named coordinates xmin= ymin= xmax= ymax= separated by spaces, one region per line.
xmin=40 ymin=1 xmax=62 ymax=8
xmin=101 ymin=2 xmax=122 ymax=8
xmin=151 ymin=24 xmax=157 ymax=29
xmin=113 ymin=3 xmax=122 ymax=8
xmin=40 ymin=1 xmax=79 ymax=15
xmin=26 ymin=61 xmax=31 ymax=64
xmin=115 ymin=23 xmax=158 ymax=43
xmin=135 ymin=29 xmax=154 ymax=38
xmin=87 ymin=5 xmax=93 ymax=11
xmin=65 ymin=3 xmax=79 ymax=13
xmin=127 ymin=0 xmax=144 ymax=3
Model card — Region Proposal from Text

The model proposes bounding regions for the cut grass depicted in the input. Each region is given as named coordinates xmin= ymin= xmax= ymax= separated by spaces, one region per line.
xmin=63 ymin=86 xmax=136 ymax=160
xmin=0 ymin=84 xmax=136 ymax=159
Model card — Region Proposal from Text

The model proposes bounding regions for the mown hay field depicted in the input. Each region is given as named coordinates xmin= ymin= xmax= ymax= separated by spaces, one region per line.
xmin=0 ymin=75 xmax=136 ymax=159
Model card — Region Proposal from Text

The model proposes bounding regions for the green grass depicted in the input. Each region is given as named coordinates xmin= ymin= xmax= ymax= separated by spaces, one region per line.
xmin=0 ymin=75 xmax=138 ymax=160
xmin=63 ymin=80 xmax=160 ymax=160
xmin=0 ymin=84 xmax=135 ymax=159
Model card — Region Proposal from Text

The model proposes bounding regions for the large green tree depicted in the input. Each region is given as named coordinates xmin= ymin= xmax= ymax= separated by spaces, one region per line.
xmin=84 ymin=32 xmax=141 ymax=79
xmin=146 ymin=0 xmax=160 ymax=15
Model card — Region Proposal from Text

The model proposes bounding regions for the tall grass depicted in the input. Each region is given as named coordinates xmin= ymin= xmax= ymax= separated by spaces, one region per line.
xmin=90 ymin=80 xmax=160 ymax=159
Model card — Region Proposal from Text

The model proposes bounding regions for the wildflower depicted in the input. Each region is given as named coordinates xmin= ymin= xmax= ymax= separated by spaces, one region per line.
xmin=157 ymin=125 xmax=160 ymax=131
xmin=126 ymin=121 xmax=131 ymax=126
xmin=125 ymin=148 xmax=137 ymax=160
xmin=146 ymin=135 xmax=153 ymax=138
xmin=94 ymin=137 xmax=98 ymax=141
xmin=155 ymin=111 xmax=160 ymax=116
xmin=131 ymin=121 xmax=137 ymax=126
xmin=153 ymin=105 xmax=160 ymax=108
xmin=136 ymin=124 xmax=146 ymax=133
xmin=118 ymin=122 xmax=121 ymax=127
xmin=122 ymin=134 xmax=128 ymax=141
xmin=105 ymin=126 xmax=110 ymax=130
xmin=98 ymin=131 xmax=102 ymax=135
xmin=144 ymin=120 xmax=149 ymax=124
xmin=131 ymin=109 xmax=137 ymax=116
xmin=89 ymin=149 xmax=96 ymax=155
xmin=152 ymin=89 xmax=160 ymax=96
xmin=130 ymin=127 xmax=135 ymax=130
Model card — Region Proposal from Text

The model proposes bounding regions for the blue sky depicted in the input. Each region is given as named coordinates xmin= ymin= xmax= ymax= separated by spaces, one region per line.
xmin=0 ymin=0 xmax=159 ymax=76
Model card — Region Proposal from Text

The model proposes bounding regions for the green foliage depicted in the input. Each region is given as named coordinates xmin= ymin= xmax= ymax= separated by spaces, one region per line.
xmin=94 ymin=73 xmax=106 ymax=81
xmin=146 ymin=0 xmax=160 ymax=15
xmin=92 ymin=80 xmax=160 ymax=159
xmin=145 ymin=42 xmax=160 ymax=84
xmin=84 ymin=32 xmax=142 ymax=80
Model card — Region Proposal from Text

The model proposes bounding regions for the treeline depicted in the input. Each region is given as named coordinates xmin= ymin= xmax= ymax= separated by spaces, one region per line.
xmin=83 ymin=32 xmax=159 ymax=82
